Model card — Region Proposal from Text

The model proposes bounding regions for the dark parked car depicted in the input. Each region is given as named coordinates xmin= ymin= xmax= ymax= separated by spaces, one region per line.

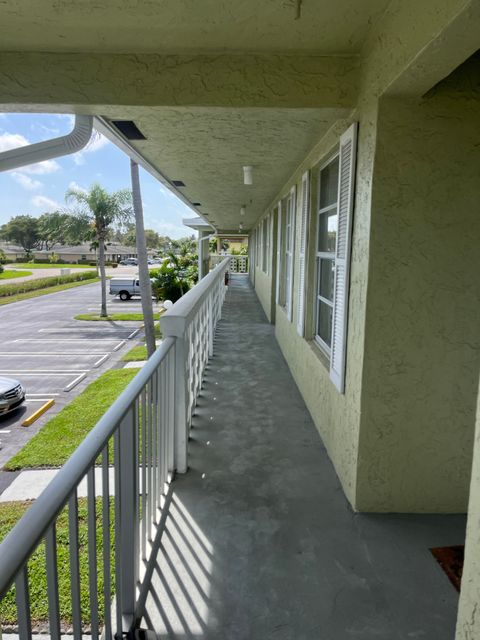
xmin=0 ymin=377 xmax=26 ymax=417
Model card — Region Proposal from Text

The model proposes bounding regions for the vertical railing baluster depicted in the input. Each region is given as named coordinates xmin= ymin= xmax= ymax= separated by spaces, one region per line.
xmin=101 ymin=444 xmax=112 ymax=640
xmin=87 ymin=467 xmax=99 ymax=640
xmin=113 ymin=428 xmax=122 ymax=637
xmin=147 ymin=378 xmax=153 ymax=540
xmin=15 ymin=565 xmax=32 ymax=640
xmin=118 ymin=405 xmax=139 ymax=632
xmin=151 ymin=372 xmax=158 ymax=519
xmin=68 ymin=491 xmax=82 ymax=640
xmin=167 ymin=346 xmax=175 ymax=474
xmin=141 ymin=388 xmax=147 ymax=560
xmin=45 ymin=524 xmax=61 ymax=640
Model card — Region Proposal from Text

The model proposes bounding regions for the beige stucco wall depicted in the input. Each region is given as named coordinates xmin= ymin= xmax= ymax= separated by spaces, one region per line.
xmin=254 ymin=266 xmax=273 ymax=324
xmin=356 ymin=82 xmax=480 ymax=511
xmin=264 ymin=107 xmax=376 ymax=505
xmin=456 ymin=383 xmax=480 ymax=639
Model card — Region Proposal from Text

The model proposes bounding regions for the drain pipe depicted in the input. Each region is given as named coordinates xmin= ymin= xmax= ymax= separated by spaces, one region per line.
xmin=0 ymin=115 xmax=93 ymax=172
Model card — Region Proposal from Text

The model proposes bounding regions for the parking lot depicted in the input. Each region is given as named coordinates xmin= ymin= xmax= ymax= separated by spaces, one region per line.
xmin=0 ymin=281 xmax=156 ymax=468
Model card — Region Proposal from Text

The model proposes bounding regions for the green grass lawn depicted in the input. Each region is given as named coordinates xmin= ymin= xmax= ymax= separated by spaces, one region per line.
xmin=0 ymin=270 xmax=32 ymax=279
xmin=5 ymin=369 xmax=137 ymax=470
xmin=9 ymin=263 xmax=96 ymax=270
xmin=75 ymin=312 xmax=161 ymax=322
xmin=0 ymin=277 xmax=100 ymax=306
xmin=0 ymin=498 xmax=114 ymax=629
xmin=121 ymin=345 xmax=148 ymax=361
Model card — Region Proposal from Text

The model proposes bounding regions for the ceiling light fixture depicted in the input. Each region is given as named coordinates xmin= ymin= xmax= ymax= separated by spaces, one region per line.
xmin=172 ymin=180 xmax=185 ymax=187
xmin=192 ymin=202 xmax=202 ymax=207
xmin=243 ymin=166 xmax=253 ymax=185
xmin=240 ymin=205 xmax=246 ymax=216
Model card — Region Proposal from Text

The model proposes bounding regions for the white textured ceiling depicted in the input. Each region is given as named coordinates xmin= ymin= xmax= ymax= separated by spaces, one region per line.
xmin=0 ymin=0 xmax=390 ymax=54
xmin=101 ymin=106 xmax=344 ymax=231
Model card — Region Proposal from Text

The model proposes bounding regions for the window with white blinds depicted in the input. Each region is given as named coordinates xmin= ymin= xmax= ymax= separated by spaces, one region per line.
xmin=314 ymin=122 xmax=357 ymax=393
xmin=284 ymin=186 xmax=296 ymax=321
xmin=296 ymin=171 xmax=310 ymax=336
xmin=262 ymin=216 xmax=268 ymax=273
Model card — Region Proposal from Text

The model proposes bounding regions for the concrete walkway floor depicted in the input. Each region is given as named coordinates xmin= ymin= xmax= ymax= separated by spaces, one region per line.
xmin=141 ymin=275 xmax=465 ymax=640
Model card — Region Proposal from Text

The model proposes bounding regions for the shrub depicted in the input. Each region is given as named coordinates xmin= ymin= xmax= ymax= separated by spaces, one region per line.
xmin=49 ymin=253 xmax=60 ymax=264
xmin=0 ymin=270 xmax=97 ymax=298
xmin=0 ymin=264 xmax=3 ymax=274
xmin=0 ymin=249 xmax=6 ymax=265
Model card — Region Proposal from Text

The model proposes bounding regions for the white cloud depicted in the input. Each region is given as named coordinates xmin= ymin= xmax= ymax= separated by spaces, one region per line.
xmin=68 ymin=181 xmax=87 ymax=194
xmin=10 ymin=172 xmax=43 ymax=191
xmin=73 ymin=131 xmax=109 ymax=165
xmin=31 ymin=195 xmax=62 ymax=211
xmin=0 ymin=132 xmax=60 ymax=174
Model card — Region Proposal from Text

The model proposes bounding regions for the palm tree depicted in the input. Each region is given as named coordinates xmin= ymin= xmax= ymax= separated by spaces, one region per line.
xmin=66 ymin=183 xmax=132 ymax=317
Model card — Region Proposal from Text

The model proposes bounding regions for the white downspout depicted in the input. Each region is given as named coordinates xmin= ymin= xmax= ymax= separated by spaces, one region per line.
xmin=0 ymin=115 xmax=93 ymax=172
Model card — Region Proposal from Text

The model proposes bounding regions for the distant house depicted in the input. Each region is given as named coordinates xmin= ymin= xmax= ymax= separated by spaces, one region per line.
xmin=0 ymin=241 xmax=141 ymax=263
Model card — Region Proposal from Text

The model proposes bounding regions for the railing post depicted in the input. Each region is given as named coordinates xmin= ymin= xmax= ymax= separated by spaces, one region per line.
xmin=118 ymin=405 xmax=139 ymax=631
xmin=173 ymin=334 xmax=188 ymax=473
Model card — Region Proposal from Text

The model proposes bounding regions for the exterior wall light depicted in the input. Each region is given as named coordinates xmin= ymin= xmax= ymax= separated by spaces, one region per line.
xmin=239 ymin=222 xmax=244 ymax=231
xmin=243 ymin=166 xmax=253 ymax=185
xmin=240 ymin=206 xmax=246 ymax=216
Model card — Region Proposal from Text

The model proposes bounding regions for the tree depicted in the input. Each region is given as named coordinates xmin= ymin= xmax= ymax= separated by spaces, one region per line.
xmin=0 ymin=215 xmax=40 ymax=255
xmin=130 ymin=160 xmax=156 ymax=358
xmin=66 ymin=183 xmax=132 ymax=317
xmin=172 ymin=236 xmax=197 ymax=256
xmin=37 ymin=211 xmax=76 ymax=250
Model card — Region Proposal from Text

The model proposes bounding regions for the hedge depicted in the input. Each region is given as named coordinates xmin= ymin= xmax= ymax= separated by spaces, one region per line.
xmin=0 ymin=270 xmax=97 ymax=298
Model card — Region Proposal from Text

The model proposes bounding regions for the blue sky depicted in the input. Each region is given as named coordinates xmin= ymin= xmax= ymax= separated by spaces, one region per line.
xmin=0 ymin=113 xmax=194 ymax=239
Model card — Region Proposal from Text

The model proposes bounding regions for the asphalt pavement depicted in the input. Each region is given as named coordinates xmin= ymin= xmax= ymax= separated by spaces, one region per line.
xmin=0 ymin=279 xmax=156 ymax=472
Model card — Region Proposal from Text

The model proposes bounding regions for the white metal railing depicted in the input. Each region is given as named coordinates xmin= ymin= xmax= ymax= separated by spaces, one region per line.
xmin=160 ymin=257 xmax=229 ymax=473
xmin=210 ymin=254 xmax=248 ymax=273
xmin=0 ymin=257 xmax=230 ymax=640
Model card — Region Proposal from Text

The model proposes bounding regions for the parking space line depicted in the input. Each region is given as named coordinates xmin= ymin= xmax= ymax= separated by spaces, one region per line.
xmin=93 ymin=354 xmax=110 ymax=368
xmin=12 ymin=339 xmax=126 ymax=343
xmin=0 ymin=352 xmax=109 ymax=356
xmin=27 ymin=393 xmax=60 ymax=397
xmin=38 ymin=328 xmax=134 ymax=333
xmin=64 ymin=373 xmax=87 ymax=392
xmin=0 ymin=370 xmax=90 ymax=374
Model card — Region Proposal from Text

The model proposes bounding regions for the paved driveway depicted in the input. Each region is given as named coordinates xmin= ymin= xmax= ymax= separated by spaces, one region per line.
xmin=0 ymin=281 xmax=156 ymax=468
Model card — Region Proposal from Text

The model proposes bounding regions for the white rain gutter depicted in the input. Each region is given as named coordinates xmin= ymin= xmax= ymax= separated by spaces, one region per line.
xmin=0 ymin=115 xmax=93 ymax=173
xmin=93 ymin=116 xmax=218 ymax=234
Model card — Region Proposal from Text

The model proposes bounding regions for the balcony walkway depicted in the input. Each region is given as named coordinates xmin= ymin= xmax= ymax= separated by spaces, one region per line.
xmin=142 ymin=275 xmax=465 ymax=640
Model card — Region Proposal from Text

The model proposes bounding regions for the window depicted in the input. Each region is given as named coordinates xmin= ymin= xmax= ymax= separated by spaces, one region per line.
xmin=262 ymin=215 xmax=269 ymax=273
xmin=311 ymin=122 xmax=357 ymax=393
xmin=314 ymin=154 xmax=339 ymax=353
xmin=276 ymin=188 xmax=296 ymax=319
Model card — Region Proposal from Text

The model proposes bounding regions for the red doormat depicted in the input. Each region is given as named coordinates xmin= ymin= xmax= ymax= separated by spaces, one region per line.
xmin=430 ymin=545 xmax=464 ymax=592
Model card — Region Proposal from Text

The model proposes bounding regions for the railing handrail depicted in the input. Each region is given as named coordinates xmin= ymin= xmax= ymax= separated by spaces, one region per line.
xmin=0 ymin=336 xmax=176 ymax=599
xmin=161 ymin=256 xmax=230 ymax=336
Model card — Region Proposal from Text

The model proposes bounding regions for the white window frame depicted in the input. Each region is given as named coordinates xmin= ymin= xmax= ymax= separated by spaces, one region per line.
xmin=284 ymin=186 xmax=296 ymax=321
xmin=314 ymin=152 xmax=339 ymax=355
xmin=262 ymin=216 xmax=268 ymax=273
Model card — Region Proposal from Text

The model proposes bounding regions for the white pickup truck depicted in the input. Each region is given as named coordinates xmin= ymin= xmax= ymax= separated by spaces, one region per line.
xmin=109 ymin=277 xmax=141 ymax=300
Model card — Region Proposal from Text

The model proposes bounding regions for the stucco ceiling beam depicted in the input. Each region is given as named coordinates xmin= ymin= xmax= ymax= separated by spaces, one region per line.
xmin=0 ymin=53 xmax=359 ymax=110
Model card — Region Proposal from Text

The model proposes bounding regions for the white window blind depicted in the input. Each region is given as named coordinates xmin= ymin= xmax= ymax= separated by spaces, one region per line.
xmin=330 ymin=122 xmax=358 ymax=393
xmin=275 ymin=202 xmax=282 ymax=305
xmin=285 ymin=186 xmax=296 ymax=321
xmin=296 ymin=171 xmax=310 ymax=336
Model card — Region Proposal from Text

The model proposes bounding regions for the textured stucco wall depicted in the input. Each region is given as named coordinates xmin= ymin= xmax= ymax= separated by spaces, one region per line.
xmin=456 ymin=386 xmax=480 ymax=639
xmin=254 ymin=267 xmax=273 ymax=324
xmin=266 ymin=105 xmax=377 ymax=505
xmin=356 ymin=88 xmax=480 ymax=512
